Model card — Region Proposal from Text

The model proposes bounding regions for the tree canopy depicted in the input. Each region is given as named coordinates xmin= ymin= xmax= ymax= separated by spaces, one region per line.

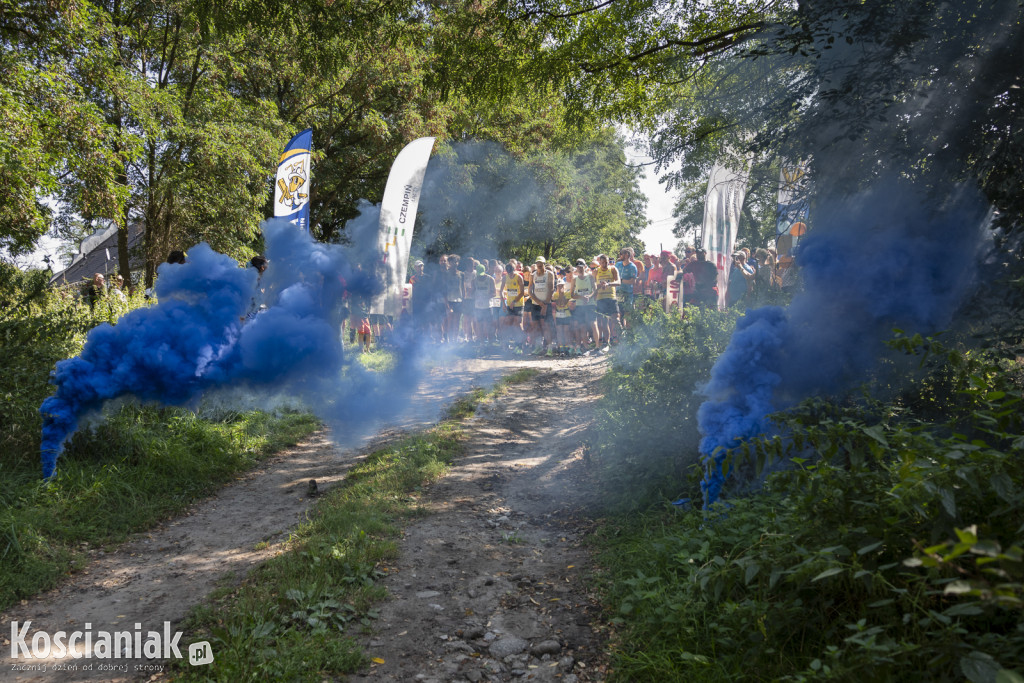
xmin=5 ymin=0 xmax=1021 ymax=281
xmin=1 ymin=0 xmax=649 ymax=283
xmin=428 ymin=0 xmax=1023 ymax=241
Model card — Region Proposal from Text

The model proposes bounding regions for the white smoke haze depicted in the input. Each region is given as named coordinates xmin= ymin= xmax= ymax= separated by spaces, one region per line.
xmin=415 ymin=140 xmax=548 ymax=261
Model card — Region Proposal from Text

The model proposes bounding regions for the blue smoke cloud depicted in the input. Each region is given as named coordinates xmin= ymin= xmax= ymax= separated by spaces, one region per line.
xmin=697 ymin=178 xmax=989 ymax=507
xmin=39 ymin=215 xmax=426 ymax=478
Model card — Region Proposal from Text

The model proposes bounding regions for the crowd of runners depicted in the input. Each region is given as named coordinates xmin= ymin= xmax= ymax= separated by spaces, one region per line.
xmin=375 ymin=242 xmax=798 ymax=353
xmin=354 ymin=247 xmax=697 ymax=356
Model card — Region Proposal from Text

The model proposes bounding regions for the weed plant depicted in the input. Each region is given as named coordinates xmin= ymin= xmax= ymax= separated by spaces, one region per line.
xmin=594 ymin=332 xmax=1024 ymax=681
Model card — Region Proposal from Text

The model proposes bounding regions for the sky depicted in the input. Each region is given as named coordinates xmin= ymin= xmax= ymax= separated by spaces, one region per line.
xmin=623 ymin=136 xmax=681 ymax=255
xmin=635 ymin=161 xmax=680 ymax=255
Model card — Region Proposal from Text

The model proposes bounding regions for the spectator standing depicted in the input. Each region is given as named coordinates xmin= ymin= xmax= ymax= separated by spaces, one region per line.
xmin=660 ymin=250 xmax=679 ymax=307
xmin=684 ymin=249 xmax=719 ymax=307
xmin=111 ymin=274 xmax=128 ymax=303
xmin=779 ymin=252 xmax=803 ymax=295
xmin=410 ymin=260 xmax=430 ymax=333
xmin=357 ymin=317 xmax=372 ymax=352
xmin=753 ymin=248 xmax=773 ymax=302
xmin=641 ymin=254 xmax=655 ymax=296
xmin=84 ymin=273 xmax=106 ymax=310
xmin=726 ymin=252 xmax=752 ymax=307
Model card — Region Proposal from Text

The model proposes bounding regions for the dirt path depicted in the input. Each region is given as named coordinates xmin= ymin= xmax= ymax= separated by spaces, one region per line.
xmin=2 ymin=353 xmax=609 ymax=682
xmin=348 ymin=356 xmax=609 ymax=683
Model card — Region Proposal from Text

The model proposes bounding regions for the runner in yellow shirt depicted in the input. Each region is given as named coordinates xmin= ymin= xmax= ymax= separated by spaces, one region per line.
xmin=593 ymin=253 xmax=620 ymax=351
xmin=551 ymin=279 xmax=574 ymax=355
xmin=500 ymin=262 xmax=526 ymax=351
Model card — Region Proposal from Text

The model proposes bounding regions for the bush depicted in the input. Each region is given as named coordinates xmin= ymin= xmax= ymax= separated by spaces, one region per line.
xmin=0 ymin=264 xmax=320 ymax=607
xmin=0 ymin=263 xmax=148 ymax=460
xmin=596 ymin=334 xmax=1024 ymax=681
xmin=589 ymin=304 xmax=739 ymax=509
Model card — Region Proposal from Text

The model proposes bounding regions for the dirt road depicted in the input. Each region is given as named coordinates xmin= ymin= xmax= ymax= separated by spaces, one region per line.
xmin=2 ymin=353 xmax=609 ymax=682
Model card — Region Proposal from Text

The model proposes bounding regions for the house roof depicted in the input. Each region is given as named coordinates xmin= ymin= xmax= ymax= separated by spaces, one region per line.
xmin=49 ymin=223 xmax=146 ymax=286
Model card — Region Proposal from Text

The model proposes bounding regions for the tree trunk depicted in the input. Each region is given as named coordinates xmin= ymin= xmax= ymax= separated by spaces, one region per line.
xmin=144 ymin=140 xmax=160 ymax=288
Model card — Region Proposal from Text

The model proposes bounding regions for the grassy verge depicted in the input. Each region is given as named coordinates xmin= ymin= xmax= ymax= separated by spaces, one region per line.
xmin=356 ymin=348 xmax=396 ymax=373
xmin=0 ymin=404 xmax=319 ymax=609
xmin=171 ymin=369 xmax=537 ymax=681
xmin=443 ymin=367 xmax=540 ymax=421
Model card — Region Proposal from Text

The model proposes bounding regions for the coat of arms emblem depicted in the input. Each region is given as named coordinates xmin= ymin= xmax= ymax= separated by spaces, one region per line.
xmin=277 ymin=160 xmax=309 ymax=211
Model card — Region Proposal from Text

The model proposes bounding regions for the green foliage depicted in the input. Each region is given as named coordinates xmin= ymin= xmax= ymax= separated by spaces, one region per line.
xmin=0 ymin=264 xmax=135 ymax=459
xmin=0 ymin=263 xmax=320 ymax=608
xmin=416 ymin=127 xmax=646 ymax=263
xmin=173 ymin=420 xmax=466 ymax=681
xmin=596 ymin=335 xmax=1024 ymax=680
xmin=590 ymin=305 xmax=739 ymax=510
xmin=0 ymin=0 xmax=132 ymax=254
xmin=0 ymin=404 xmax=319 ymax=609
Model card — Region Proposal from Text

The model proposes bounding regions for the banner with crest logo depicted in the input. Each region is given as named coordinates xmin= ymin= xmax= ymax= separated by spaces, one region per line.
xmin=370 ymin=137 xmax=436 ymax=318
xmin=274 ymin=129 xmax=314 ymax=232
xmin=776 ymin=160 xmax=812 ymax=256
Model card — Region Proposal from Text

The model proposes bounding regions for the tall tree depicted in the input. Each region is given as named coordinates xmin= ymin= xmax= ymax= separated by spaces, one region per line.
xmin=95 ymin=0 xmax=286 ymax=284
xmin=0 ymin=0 xmax=132 ymax=258
xmin=232 ymin=0 xmax=452 ymax=244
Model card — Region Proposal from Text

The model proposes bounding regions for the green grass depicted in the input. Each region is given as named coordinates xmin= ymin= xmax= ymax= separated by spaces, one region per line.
xmin=441 ymin=367 xmax=539 ymax=421
xmin=171 ymin=421 xmax=466 ymax=682
xmin=0 ymin=404 xmax=319 ymax=609
xmin=356 ymin=347 xmax=396 ymax=373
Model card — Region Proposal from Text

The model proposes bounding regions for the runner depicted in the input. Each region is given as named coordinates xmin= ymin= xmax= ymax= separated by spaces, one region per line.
xmin=472 ymin=262 xmax=496 ymax=344
xmin=550 ymin=279 xmax=574 ymax=355
xmin=500 ymin=262 xmax=525 ymax=351
xmin=461 ymin=257 xmax=477 ymax=341
xmin=570 ymin=259 xmax=599 ymax=354
xmin=593 ymin=253 xmax=620 ymax=351
xmin=527 ymin=257 xmax=555 ymax=355
xmin=442 ymin=254 xmax=465 ymax=342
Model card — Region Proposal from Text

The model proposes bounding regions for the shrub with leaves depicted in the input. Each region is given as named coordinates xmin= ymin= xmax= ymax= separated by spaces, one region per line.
xmin=597 ymin=333 xmax=1024 ymax=681
xmin=590 ymin=304 xmax=739 ymax=509
xmin=0 ymin=263 xmax=151 ymax=458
